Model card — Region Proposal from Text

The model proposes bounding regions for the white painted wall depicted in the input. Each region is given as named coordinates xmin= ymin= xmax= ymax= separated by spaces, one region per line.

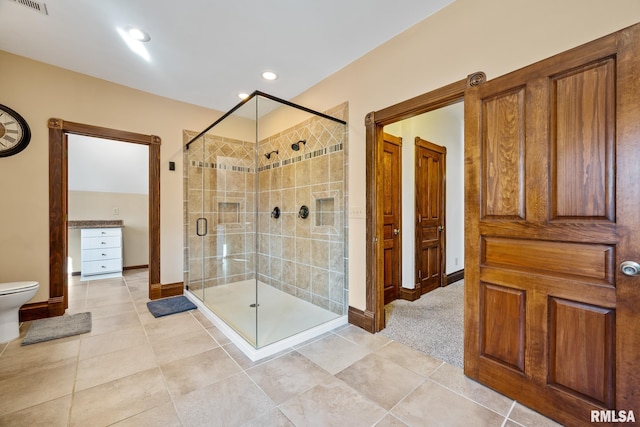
xmin=68 ymin=135 xmax=148 ymax=194
xmin=385 ymin=102 xmax=464 ymax=289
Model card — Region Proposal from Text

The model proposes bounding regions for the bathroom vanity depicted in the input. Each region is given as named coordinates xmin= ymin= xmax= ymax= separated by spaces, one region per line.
xmin=68 ymin=220 xmax=123 ymax=281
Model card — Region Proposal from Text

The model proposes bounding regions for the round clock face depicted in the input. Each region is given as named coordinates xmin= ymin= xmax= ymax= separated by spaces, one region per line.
xmin=0 ymin=104 xmax=31 ymax=158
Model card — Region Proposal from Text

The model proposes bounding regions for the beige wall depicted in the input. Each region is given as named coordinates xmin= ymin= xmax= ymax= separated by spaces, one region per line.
xmin=68 ymin=191 xmax=149 ymax=272
xmin=2 ymin=0 xmax=640 ymax=309
xmin=0 ymin=50 xmax=221 ymax=303
xmin=291 ymin=0 xmax=640 ymax=310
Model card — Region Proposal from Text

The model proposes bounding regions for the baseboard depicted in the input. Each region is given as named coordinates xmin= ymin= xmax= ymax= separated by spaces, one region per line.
xmin=446 ymin=269 xmax=464 ymax=285
xmin=18 ymin=302 xmax=49 ymax=322
xmin=150 ymin=282 xmax=184 ymax=300
xmin=399 ymin=286 xmax=420 ymax=301
xmin=19 ymin=295 xmax=65 ymax=322
xmin=124 ymin=264 xmax=149 ymax=271
xmin=348 ymin=306 xmax=375 ymax=333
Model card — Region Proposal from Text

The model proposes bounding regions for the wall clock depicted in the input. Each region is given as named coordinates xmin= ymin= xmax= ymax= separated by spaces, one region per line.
xmin=0 ymin=104 xmax=31 ymax=157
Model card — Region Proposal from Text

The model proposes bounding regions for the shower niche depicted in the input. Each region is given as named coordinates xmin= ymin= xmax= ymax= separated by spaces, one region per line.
xmin=184 ymin=91 xmax=348 ymax=359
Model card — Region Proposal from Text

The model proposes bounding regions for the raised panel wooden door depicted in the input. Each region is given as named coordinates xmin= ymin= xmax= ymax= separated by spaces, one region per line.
xmin=382 ymin=133 xmax=402 ymax=304
xmin=465 ymin=23 xmax=640 ymax=426
xmin=415 ymin=137 xmax=446 ymax=295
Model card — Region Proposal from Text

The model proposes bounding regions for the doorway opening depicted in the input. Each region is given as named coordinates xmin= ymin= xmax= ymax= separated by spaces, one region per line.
xmin=66 ymin=135 xmax=149 ymax=279
xmin=357 ymin=72 xmax=485 ymax=334
xmin=35 ymin=119 xmax=171 ymax=321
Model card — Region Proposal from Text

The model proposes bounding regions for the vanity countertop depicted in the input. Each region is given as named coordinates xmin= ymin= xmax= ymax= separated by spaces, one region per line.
xmin=68 ymin=220 xmax=124 ymax=229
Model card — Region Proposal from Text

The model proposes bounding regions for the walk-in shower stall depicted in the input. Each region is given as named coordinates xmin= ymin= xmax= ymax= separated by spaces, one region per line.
xmin=183 ymin=92 xmax=348 ymax=358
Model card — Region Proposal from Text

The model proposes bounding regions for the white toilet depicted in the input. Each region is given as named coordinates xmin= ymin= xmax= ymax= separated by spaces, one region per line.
xmin=0 ymin=281 xmax=39 ymax=343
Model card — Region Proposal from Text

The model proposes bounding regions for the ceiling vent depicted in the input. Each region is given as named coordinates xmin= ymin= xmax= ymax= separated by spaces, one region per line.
xmin=8 ymin=0 xmax=48 ymax=15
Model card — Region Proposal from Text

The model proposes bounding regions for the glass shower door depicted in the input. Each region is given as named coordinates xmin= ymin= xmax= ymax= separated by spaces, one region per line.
xmin=186 ymin=135 xmax=206 ymax=301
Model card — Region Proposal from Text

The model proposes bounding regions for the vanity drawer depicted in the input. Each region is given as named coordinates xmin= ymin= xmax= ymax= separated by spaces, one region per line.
xmin=82 ymin=247 xmax=122 ymax=262
xmin=81 ymin=235 xmax=121 ymax=250
xmin=82 ymin=258 xmax=123 ymax=276
xmin=81 ymin=228 xmax=121 ymax=238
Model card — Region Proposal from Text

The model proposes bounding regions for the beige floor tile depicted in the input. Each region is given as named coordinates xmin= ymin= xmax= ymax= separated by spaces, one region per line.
xmin=75 ymin=342 xmax=157 ymax=391
xmin=296 ymin=333 xmax=370 ymax=374
xmin=79 ymin=325 xmax=146 ymax=360
xmin=86 ymin=284 xmax=130 ymax=299
xmin=110 ymin=402 xmax=182 ymax=427
xmin=391 ymin=380 xmax=505 ymax=427
xmin=0 ymin=394 xmax=71 ymax=427
xmin=279 ymin=377 xmax=387 ymax=427
xmin=336 ymin=324 xmax=392 ymax=351
xmin=83 ymin=301 xmax=137 ymax=320
xmin=205 ymin=325 xmax=232 ymax=345
xmin=336 ymin=353 xmax=424 ymax=410
xmin=429 ymin=362 xmax=514 ymax=416
xmin=243 ymin=408 xmax=295 ymax=427
xmin=0 ymin=339 xmax=80 ymax=380
xmin=0 ymin=358 xmax=76 ymax=416
xmin=247 ymin=351 xmax=333 ymax=404
xmin=375 ymin=341 xmax=444 ymax=377
xmin=149 ymin=327 xmax=218 ymax=365
xmin=508 ymin=402 xmax=564 ymax=427
xmin=173 ymin=372 xmax=274 ymax=427
xmin=89 ymin=311 xmax=142 ymax=336
xmin=70 ymin=368 xmax=170 ymax=427
xmin=191 ymin=309 xmax=215 ymax=328
xmin=160 ymin=347 xmax=242 ymax=397
xmin=144 ymin=312 xmax=203 ymax=341
xmin=374 ymin=414 xmax=410 ymax=427
xmin=84 ymin=292 xmax=133 ymax=309
xmin=137 ymin=310 xmax=157 ymax=325
xmin=221 ymin=342 xmax=291 ymax=370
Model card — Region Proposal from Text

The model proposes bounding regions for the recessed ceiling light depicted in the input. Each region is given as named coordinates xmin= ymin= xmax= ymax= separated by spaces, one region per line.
xmin=125 ymin=26 xmax=151 ymax=42
xmin=238 ymin=93 xmax=250 ymax=100
xmin=262 ymin=71 xmax=278 ymax=81
xmin=117 ymin=27 xmax=151 ymax=62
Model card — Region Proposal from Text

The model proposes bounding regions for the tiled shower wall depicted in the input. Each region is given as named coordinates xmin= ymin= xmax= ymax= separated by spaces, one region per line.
xmin=183 ymin=134 xmax=257 ymax=292
xmin=183 ymin=102 xmax=348 ymax=315
xmin=257 ymin=103 xmax=348 ymax=315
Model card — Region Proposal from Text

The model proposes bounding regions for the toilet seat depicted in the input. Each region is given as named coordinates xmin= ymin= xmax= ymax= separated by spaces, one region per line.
xmin=0 ymin=281 xmax=39 ymax=296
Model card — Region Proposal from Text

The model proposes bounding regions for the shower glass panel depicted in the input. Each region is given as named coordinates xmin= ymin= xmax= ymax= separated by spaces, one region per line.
xmin=185 ymin=92 xmax=348 ymax=349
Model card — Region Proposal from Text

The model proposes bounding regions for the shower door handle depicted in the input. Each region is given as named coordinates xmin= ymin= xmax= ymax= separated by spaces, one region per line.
xmin=196 ymin=217 xmax=208 ymax=236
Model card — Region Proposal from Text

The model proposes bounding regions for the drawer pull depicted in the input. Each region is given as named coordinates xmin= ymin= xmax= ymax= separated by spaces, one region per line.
xmin=102 ymin=253 xmax=107 ymax=256
xmin=101 ymin=241 xmax=107 ymax=245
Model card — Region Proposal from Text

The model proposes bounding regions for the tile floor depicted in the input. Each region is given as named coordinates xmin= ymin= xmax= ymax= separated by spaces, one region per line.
xmin=0 ymin=269 xmax=562 ymax=426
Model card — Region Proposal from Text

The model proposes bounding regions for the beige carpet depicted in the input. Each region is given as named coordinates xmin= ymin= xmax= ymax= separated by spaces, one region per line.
xmin=380 ymin=281 xmax=464 ymax=368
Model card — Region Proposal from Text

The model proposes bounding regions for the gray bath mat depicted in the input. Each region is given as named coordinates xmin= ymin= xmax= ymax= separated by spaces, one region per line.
xmin=147 ymin=296 xmax=196 ymax=318
xmin=22 ymin=312 xmax=92 ymax=346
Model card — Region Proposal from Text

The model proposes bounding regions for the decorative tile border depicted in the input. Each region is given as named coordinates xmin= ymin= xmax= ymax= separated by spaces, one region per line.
xmin=190 ymin=142 xmax=343 ymax=174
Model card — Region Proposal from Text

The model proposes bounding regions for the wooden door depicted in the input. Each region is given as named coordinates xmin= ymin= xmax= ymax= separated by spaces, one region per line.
xmin=382 ymin=133 xmax=402 ymax=304
xmin=464 ymin=23 xmax=640 ymax=426
xmin=415 ymin=137 xmax=446 ymax=295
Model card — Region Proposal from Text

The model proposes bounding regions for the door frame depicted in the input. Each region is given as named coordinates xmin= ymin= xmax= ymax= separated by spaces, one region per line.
xmin=355 ymin=72 xmax=485 ymax=333
xmin=21 ymin=119 xmax=178 ymax=321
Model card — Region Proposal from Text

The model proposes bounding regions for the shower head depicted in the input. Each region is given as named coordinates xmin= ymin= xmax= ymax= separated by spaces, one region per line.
xmin=291 ymin=139 xmax=306 ymax=151
xmin=265 ymin=150 xmax=279 ymax=159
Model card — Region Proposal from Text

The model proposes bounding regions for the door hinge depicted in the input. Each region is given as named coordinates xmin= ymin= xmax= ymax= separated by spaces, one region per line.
xmin=418 ymin=270 xmax=422 ymax=279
